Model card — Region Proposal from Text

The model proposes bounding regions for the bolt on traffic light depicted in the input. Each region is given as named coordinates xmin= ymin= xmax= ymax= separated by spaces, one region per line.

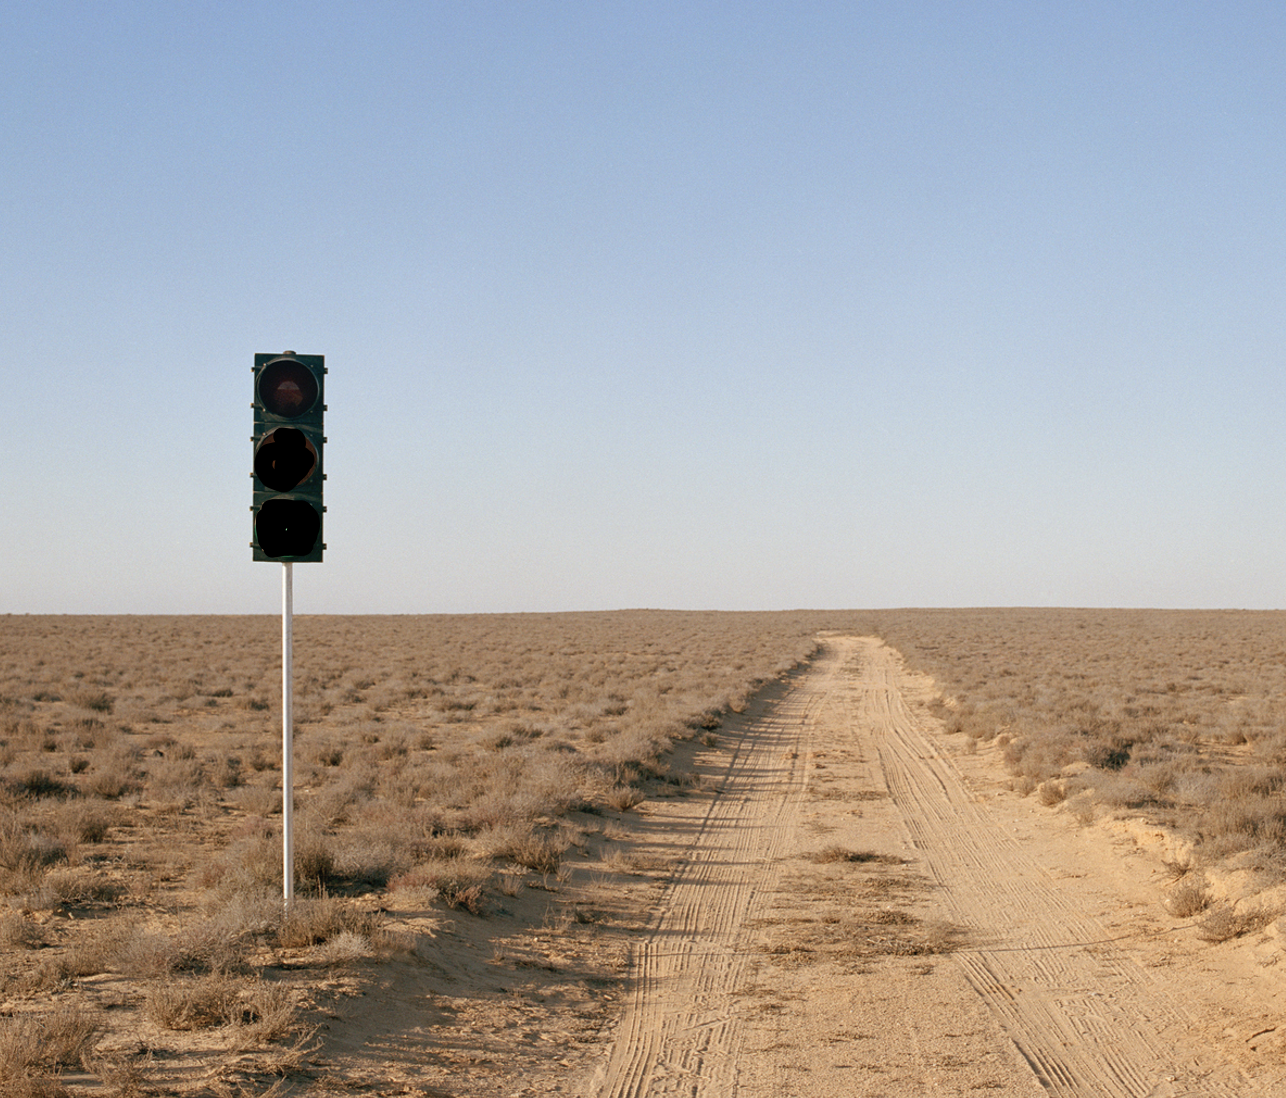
xmin=251 ymin=352 xmax=326 ymax=562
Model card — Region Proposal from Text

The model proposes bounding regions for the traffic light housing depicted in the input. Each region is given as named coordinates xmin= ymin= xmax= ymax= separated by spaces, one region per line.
xmin=251 ymin=352 xmax=326 ymax=562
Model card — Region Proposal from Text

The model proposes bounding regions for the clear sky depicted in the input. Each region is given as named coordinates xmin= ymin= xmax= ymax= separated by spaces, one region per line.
xmin=4 ymin=2 xmax=1285 ymax=614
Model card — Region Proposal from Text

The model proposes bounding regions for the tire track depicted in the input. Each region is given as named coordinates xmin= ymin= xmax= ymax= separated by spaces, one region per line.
xmin=592 ymin=658 xmax=835 ymax=1098
xmin=851 ymin=636 xmax=1243 ymax=1098
xmin=592 ymin=636 xmax=1254 ymax=1097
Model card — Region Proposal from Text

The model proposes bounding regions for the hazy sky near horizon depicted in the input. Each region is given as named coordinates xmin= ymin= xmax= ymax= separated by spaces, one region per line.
xmin=4 ymin=2 xmax=1285 ymax=614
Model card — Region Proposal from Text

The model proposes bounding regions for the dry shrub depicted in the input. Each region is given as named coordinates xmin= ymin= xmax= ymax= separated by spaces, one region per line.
xmin=479 ymin=825 xmax=566 ymax=874
xmin=332 ymin=830 xmax=406 ymax=892
xmin=0 ymin=911 xmax=44 ymax=950
xmin=234 ymin=981 xmax=302 ymax=1046
xmin=1080 ymin=735 xmax=1134 ymax=772
xmin=88 ymin=1054 xmax=153 ymax=1098
xmin=37 ymin=1004 xmax=99 ymax=1069
xmin=35 ymin=922 xmax=140 ymax=985
xmin=145 ymin=974 xmax=241 ymax=1030
xmin=1199 ymin=782 xmax=1286 ymax=854
xmin=1193 ymin=905 xmax=1273 ymax=943
xmin=230 ymin=784 xmax=280 ymax=817
xmin=312 ymin=741 xmax=344 ymax=767
xmin=0 ymin=1019 xmax=51 ymax=1098
xmin=1037 ymin=780 xmax=1068 ymax=807
xmin=0 ymin=825 xmax=70 ymax=899
xmin=80 ymin=747 xmax=140 ymax=800
xmin=0 ymin=1004 xmax=99 ymax=1096
xmin=122 ymin=907 xmax=264 ymax=978
xmin=291 ymin=815 xmax=407 ymax=894
xmin=10 ymin=771 xmax=73 ymax=800
xmin=1162 ymin=875 xmax=1211 ymax=918
xmin=293 ymin=831 xmax=337 ymax=892
xmin=205 ymin=833 xmax=283 ymax=894
xmin=0 ymin=817 xmax=70 ymax=872
xmin=1067 ymin=767 xmax=1160 ymax=813
xmin=411 ymin=832 xmax=470 ymax=861
xmin=52 ymin=801 xmax=115 ymax=844
xmin=594 ymin=723 xmax=675 ymax=778
xmin=147 ymin=756 xmax=209 ymax=807
xmin=278 ymin=895 xmax=382 ymax=950
xmin=40 ymin=867 xmax=127 ymax=909
xmin=67 ymin=689 xmax=113 ymax=714
xmin=389 ymin=857 xmax=489 ymax=914
xmin=207 ymin=755 xmax=243 ymax=790
xmin=1002 ymin=733 xmax=1080 ymax=786
xmin=604 ymin=786 xmax=645 ymax=811
xmin=313 ymin=930 xmax=372 ymax=967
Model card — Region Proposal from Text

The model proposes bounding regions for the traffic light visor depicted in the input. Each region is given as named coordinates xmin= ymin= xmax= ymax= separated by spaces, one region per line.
xmin=259 ymin=359 xmax=319 ymax=418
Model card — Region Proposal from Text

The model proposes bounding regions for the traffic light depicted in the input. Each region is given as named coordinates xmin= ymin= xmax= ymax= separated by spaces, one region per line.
xmin=251 ymin=352 xmax=326 ymax=562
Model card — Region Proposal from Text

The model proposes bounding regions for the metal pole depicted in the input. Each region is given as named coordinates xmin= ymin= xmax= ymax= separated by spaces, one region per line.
xmin=282 ymin=561 xmax=294 ymax=906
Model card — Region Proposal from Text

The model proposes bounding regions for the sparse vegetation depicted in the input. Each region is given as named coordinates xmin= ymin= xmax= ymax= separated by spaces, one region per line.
xmin=873 ymin=609 xmax=1286 ymax=876
xmin=0 ymin=611 xmax=822 ymax=1092
xmin=7 ymin=608 xmax=1286 ymax=1091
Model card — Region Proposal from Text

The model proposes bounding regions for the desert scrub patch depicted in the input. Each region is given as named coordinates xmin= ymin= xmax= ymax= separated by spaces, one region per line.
xmin=229 ymin=784 xmax=281 ymax=817
xmin=120 ymin=905 xmax=272 ymax=978
xmin=1037 ymin=779 xmax=1069 ymax=806
xmin=603 ymin=785 xmax=645 ymax=811
xmin=0 ymin=610 xmax=842 ymax=1084
xmin=8 ymin=770 xmax=75 ymax=800
xmin=330 ymin=828 xmax=408 ymax=892
xmin=292 ymin=828 xmax=337 ymax=893
xmin=873 ymin=608 xmax=1286 ymax=875
xmin=233 ymin=979 xmax=308 ymax=1046
xmin=198 ymin=832 xmax=284 ymax=894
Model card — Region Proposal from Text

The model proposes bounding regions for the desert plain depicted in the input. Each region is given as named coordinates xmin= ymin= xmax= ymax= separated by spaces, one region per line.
xmin=4 ymin=609 xmax=1286 ymax=1096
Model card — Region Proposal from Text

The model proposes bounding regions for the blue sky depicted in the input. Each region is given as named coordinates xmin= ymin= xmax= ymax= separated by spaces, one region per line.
xmin=4 ymin=2 xmax=1285 ymax=614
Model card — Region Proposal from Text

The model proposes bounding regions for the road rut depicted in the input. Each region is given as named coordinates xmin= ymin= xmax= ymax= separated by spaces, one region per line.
xmin=591 ymin=635 xmax=1280 ymax=1097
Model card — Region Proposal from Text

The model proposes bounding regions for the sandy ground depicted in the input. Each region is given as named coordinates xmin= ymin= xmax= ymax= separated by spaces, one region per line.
xmin=579 ymin=635 xmax=1286 ymax=1098
xmin=289 ymin=635 xmax=1286 ymax=1096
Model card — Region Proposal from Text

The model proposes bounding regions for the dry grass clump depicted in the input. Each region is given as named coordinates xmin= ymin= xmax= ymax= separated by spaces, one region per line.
xmin=145 ymin=974 xmax=242 ymax=1030
xmin=0 ymin=911 xmax=45 ymax=950
xmin=277 ymin=894 xmax=383 ymax=950
xmin=476 ymin=823 xmax=568 ymax=874
xmin=389 ymin=857 xmax=491 ymax=913
xmin=1193 ymin=904 xmax=1277 ymax=943
xmin=1162 ymin=873 xmax=1212 ymax=918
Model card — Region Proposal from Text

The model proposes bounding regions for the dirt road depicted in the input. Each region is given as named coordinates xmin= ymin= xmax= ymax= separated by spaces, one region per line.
xmin=587 ymin=635 xmax=1286 ymax=1097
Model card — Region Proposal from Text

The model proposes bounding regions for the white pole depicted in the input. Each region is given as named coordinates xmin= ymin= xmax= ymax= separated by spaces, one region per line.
xmin=282 ymin=561 xmax=294 ymax=906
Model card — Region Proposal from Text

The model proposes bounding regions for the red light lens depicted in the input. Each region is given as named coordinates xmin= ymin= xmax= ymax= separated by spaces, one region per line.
xmin=259 ymin=359 xmax=318 ymax=418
